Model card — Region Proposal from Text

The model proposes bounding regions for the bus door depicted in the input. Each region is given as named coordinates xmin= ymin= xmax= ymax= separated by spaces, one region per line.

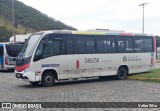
xmin=73 ymin=36 xmax=100 ymax=78
xmin=0 ymin=44 xmax=4 ymax=69
xmin=59 ymin=35 xmax=82 ymax=79
xmin=33 ymin=37 xmax=47 ymax=81
xmin=34 ymin=34 xmax=79 ymax=80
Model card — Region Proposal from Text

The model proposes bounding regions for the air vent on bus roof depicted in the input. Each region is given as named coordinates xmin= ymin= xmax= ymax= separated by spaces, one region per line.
xmin=87 ymin=28 xmax=125 ymax=32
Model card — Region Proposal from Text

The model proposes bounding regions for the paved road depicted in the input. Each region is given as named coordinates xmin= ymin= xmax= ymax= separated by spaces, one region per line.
xmin=0 ymin=72 xmax=160 ymax=111
xmin=156 ymin=63 xmax=160 ymax=69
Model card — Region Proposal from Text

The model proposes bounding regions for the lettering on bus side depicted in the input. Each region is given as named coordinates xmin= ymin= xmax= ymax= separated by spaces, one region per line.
xmin=85 ymin=58 xmax=99 ymax=63
xmin=42 ymin=64 xmax=60 ymax=67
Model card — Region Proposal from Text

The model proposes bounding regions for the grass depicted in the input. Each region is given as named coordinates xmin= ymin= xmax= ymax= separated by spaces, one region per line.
xmin=156 ymin=59 xmax=160 ymax=63
xmin=128 ymin=69 xmax=160 ymax=82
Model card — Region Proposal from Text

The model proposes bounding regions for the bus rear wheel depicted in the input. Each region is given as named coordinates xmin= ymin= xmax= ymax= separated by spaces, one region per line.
xmin=117 ymin=67 xmax=128 ymax=80
xmin=41 ymin=71 xmax=55 ymax=87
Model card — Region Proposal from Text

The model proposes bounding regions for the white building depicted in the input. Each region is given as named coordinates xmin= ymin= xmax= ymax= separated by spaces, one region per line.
xmin=9 ymin=33 xmax=32 ymax=43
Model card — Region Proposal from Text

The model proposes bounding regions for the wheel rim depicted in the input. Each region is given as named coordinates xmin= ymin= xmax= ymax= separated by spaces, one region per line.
xmin=45 ymin=76 xmax=53 ymax=83
xmin=120 ymin=70 xmax=125 ymax=77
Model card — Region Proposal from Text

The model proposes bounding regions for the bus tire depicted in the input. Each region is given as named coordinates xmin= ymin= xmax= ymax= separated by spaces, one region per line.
xmin=41 ymin=71 xmax=55 ymax=87
xmin=30 ymin=82 xmax=39 ymax=85
xmin=117 ymin=67 xmax=128 ymax=80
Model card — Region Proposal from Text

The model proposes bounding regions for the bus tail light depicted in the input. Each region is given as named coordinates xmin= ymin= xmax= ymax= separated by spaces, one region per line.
xmin=76 ymin=60 xmax=80 ymax=69
xmin=5 ymin=56 xmax=8 ymax=65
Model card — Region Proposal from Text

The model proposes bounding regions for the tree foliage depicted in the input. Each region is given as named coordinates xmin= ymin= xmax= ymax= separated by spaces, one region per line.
xmin=0 ymin=0 xmax=77 ymax=41
xmin=0 ymin=26 xmax=11 ymax=41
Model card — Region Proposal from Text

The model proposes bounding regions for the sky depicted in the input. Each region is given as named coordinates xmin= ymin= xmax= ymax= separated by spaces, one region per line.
xmin=17 ymin=0 xmax=160 ymax=35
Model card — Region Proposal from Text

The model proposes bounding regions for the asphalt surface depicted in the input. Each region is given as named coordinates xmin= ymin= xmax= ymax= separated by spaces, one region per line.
xmin=0 ymin=70 xmax=160 ymax=111
xmin=156 ymin=63 xmax=160 ymax=69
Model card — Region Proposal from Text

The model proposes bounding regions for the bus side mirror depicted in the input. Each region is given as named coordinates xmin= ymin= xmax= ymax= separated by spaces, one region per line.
xmin=17 ymin=53 xmax=24 ymax=59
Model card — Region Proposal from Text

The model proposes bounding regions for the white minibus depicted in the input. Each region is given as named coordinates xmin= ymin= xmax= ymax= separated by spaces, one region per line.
xmin=15 ymin=30 xmax=156 ymax=86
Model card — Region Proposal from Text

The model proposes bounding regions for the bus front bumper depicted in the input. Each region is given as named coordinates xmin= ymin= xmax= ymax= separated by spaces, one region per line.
xmin=15 ymin=70 xmax=41 ymax=82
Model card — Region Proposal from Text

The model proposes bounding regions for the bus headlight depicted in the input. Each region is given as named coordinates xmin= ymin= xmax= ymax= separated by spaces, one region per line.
xmin=23 ymin=68 xmax=30 ymax=73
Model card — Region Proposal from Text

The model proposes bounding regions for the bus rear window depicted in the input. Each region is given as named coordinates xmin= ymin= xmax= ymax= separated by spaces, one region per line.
xmin=5 ymin=44 xmax=23 ymax=57
xmin=0 ymin=46 xmax=3 ymax=57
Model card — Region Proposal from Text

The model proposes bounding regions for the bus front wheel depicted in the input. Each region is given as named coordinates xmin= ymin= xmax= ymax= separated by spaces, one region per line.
xmin=41 ymin=71 xmax=55 ymax=87
xmin=117 ymin=67 xmax=128 ymax=80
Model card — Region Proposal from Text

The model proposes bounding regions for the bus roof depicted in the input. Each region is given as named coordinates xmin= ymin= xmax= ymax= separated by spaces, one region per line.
xmin=35 ymin=30 xmax=155 ymax=37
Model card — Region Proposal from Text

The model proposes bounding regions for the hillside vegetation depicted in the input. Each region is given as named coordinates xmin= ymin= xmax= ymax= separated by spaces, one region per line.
xmin=0 ymin=0 xmax=76 ymax=41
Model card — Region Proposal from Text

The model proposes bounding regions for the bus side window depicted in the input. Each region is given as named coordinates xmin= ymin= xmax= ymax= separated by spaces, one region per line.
xmin=75 ymin=37 xmax=86 ymax=54
xmin=144 ymin=38 xmax=153 ymax=52
xmin=34 ymin=40 xmax=44 ymax=61
xmin=117 ymin=37 xmax=133 ymax=53
xmin=43 ymin=40 xmax=61 ymax=57
xmin=118 ymin=41 xmax=125 ymax=52
xmin=97 ymin=36 xmax=116 ymax=53
xmin=106 ymin=38 xmax=116 ymax=53
xmin=86 ymin=38 xmax=95 ymax=53
xmin=66 ymin=36 xmax=73 ymax=54
xmin=125 ymin=38 xmax=133 ymax=52
xmin=74 ymin=36 xmax=95 ymax=54
xmin=97 ymin=40 xmax=105 ymax=53
xmin=134 ymin=38 xmax=144 ymax=52
xmin=42 ymin=34 xmax=62 ymax=58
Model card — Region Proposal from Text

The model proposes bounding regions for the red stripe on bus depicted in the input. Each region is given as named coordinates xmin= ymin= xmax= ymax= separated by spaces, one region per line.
xmin=153 ymin=36 xmax=156 ymax=52
xmin=15 ymin=63 xmax=30 ymax=72
xmin=76 ymin=60 xmax=80 ymax=69
xmin=120 ymin=33 xmax=133 ymax=36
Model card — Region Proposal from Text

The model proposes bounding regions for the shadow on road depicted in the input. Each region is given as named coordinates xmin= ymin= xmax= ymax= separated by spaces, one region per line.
xmin=0 ymin=70 xmax=14 ymax=73
xmin=17 ymin=76 xmax=117 ymax=88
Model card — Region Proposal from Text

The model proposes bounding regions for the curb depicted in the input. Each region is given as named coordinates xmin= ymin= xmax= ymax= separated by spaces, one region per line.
xmin=127 ymin=76 xmax=160 ymax=82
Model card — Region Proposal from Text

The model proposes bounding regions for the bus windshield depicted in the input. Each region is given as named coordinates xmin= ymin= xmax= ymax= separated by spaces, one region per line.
xmin=5 ymin=44 xmax=22 ymax=57
xmin=20 ymin=34 xmax=42 ymax=58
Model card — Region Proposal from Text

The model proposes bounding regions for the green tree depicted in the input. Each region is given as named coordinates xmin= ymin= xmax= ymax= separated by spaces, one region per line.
xmin=0 ymin=0 xmax=77 ymax=40
xmin=0 ymin=26 xmax=11 ymax=41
